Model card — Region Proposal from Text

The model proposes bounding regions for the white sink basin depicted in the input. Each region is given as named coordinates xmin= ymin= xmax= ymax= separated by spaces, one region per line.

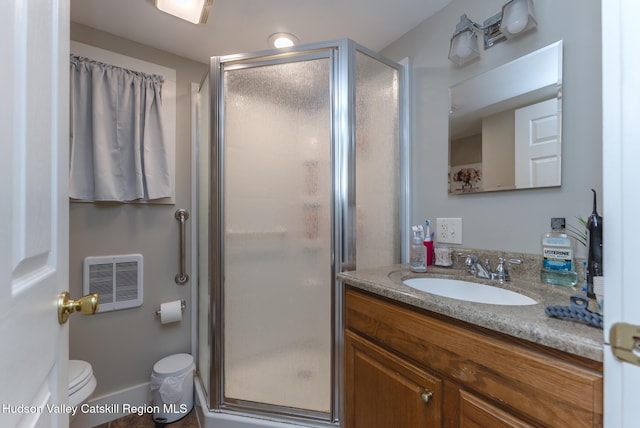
xmin=402 ymin=277 xmax=537 ymax=306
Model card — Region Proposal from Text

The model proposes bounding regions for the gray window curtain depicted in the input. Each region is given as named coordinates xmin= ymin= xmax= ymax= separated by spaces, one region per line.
xmin=69 ymin=55 xmax=172 ymax=201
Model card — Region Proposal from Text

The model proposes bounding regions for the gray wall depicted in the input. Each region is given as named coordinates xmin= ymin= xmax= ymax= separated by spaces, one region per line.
xmin=69 ymin=22 xmax=207 ymax=397
xmin=382 ymin=0 xmax=601 ymax=257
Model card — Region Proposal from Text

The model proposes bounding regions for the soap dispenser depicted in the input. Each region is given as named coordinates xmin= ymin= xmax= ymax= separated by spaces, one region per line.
xmin=410 ymin=225 xmax=427 ymax=273
xmin=586 ymin=189 xmax=603 ymax=298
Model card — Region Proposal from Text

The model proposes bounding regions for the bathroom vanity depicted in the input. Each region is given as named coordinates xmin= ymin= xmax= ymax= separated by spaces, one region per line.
xmin=340 ymin=265 xmax=603 ymax=427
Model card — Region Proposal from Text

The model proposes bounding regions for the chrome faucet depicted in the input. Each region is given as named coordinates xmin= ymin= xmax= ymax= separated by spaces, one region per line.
xmin=459 ymin=254 xmax=522 ymax=283
xmin=462 ymin=254 xmax=492 ymax=279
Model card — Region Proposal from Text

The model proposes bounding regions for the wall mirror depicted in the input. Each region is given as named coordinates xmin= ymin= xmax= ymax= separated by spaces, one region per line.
xmin=449 ymin=40 xmax=563 ymax=194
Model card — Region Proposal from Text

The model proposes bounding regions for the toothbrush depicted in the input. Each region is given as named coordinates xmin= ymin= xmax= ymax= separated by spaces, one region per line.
xmin=424 ymin=220 xmax=432 ymax=242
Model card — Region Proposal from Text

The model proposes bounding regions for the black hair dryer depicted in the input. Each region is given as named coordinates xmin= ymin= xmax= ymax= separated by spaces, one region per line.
xmin=586 ymin=189 xmax=603 ymax=298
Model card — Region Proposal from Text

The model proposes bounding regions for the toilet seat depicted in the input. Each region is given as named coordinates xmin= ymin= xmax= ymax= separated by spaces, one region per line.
xmin=68 ymin=360 xmax=96 ymax=407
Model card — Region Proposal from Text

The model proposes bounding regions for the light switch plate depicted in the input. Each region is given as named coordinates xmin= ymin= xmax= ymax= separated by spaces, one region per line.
xmin=436 ymin=218 xmax=462 ymax=244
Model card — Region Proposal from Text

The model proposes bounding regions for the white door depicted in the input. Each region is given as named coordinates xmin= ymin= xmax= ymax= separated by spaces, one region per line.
xmin=0 ymin=0 xmax=70 ymax=427
xmin=514 ymin=98 xmax=561 ymax=188
xmin=602 ymin=0 xmax=640 ymax=427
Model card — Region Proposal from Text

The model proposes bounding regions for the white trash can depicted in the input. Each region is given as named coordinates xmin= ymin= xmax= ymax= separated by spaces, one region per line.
xmin=150 ymin=353 xmax=194 ymax=423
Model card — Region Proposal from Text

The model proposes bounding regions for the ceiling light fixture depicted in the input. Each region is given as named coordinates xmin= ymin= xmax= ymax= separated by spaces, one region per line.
xmin=268 ymin=33 xmax=300 ymax=49
xmin=155 ymin=0 xmax=213 ymax=24
xmin=448 ymin=0 xmax=537 ymax=66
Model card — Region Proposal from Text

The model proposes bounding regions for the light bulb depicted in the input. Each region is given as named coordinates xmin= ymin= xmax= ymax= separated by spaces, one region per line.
xmin=454 ymin=33 xmax=472 ymax=59
xmin=267 ymin=32 xmax=299 ymax=49
xmin=274 ymin=37 xmax=294 ymax=48
xmin=504 ymin=1 xmax=528 ymax=35
xmin=507 ymin=19 xmax=527 ymax=34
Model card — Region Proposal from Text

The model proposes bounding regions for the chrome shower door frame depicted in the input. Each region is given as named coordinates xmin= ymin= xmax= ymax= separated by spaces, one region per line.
xmin=207 ymin=39 xmax=407 ymax=426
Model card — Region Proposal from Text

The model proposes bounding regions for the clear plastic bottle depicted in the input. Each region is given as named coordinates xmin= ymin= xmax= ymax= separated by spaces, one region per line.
xmin=540 ymin=217 xmax=578 ymax=286
xmin=410 ymin=225 xmax=427 ymax=273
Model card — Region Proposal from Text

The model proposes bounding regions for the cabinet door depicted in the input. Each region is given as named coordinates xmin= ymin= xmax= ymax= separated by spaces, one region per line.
xmin=345 ymin=330 xmax=443 ymax=428
xmin=458 ymin=389 xmax=534 ymax=428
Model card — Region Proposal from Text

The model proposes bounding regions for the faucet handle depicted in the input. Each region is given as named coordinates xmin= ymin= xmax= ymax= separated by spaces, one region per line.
xmin=457 ymin=253 xmax=478 ymax=275
xmin=456 ymin=253 xmax=477 ymax=265
xmin=495 ymin=258 xmax=523 ymax=282
xmin=458 ymin=253 xmax=478 ymax=264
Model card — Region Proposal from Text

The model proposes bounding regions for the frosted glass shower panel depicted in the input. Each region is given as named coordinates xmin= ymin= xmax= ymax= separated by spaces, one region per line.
xmin=222 ymin=58 xmax=332 ymax=413
xmin=355 ymin=51 xmax=400 ymax=269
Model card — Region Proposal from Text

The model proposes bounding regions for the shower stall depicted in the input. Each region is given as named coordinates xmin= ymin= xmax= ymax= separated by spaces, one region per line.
xmin=195 ymin=39 xmax=406 ymax=427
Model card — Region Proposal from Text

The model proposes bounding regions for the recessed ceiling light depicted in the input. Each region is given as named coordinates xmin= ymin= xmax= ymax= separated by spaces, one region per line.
xmin=268 ymin=33 xmax=300 ymax=49
xmin=155 ymin=0 xmax=213 ymax=24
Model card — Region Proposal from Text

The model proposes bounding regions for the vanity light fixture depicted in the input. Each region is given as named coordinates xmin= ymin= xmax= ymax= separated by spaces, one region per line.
xmin=155 ymin=0 xmax=213 ymax=24
xmin=500 ymin=0 xmax=537 ymax=38
xmin=448 ymin=0 xmax=537 ymax=66
xmin=448 ymin=15 xmax=481 ymax=66
xmin=267 ymin=32 xmax=300 ymax=49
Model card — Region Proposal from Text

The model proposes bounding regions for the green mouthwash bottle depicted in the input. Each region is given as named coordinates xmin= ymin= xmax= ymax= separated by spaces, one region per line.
xmin=540 ymin=217 xmax=578 ymax=287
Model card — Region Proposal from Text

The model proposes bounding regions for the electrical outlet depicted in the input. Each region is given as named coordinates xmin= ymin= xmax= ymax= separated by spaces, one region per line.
xmin=436 ymin=218 xmax=462 ymax=244
xmin=436 ymin=218 xmax=449 ymax=242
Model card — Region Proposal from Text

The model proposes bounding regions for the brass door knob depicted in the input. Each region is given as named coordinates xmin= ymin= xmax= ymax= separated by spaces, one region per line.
xmin=57 ymin=292 xmax=99 ymax=324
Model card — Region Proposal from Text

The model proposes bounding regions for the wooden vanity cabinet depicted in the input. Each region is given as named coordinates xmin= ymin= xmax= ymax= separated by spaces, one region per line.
xmin=344 ymin=286 xmax=603 ymax=428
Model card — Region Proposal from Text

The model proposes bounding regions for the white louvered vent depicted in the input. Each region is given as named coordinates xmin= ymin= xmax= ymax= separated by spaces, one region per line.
xmin=83 ymin=254 xmax=143 ymax=313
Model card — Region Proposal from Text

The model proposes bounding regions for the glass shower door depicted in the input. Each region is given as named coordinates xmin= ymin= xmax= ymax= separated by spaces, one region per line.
xmin=204 ymin=40 xmax=405 ymax=425
xmin=221 ymin=56 xmax=333 ymax=415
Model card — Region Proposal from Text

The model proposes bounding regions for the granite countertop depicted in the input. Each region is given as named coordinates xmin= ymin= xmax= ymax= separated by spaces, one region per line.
xmin=338 ymin=264 xmax=604 ymax=362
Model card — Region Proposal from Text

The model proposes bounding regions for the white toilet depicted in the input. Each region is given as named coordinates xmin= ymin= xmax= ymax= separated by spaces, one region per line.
xmin=68 ymin=360 xmax=96 ymax=408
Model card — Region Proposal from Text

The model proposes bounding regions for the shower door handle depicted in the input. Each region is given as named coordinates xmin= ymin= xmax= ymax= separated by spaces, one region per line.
xmin=175 ymin=209 xmax=190 ymax=284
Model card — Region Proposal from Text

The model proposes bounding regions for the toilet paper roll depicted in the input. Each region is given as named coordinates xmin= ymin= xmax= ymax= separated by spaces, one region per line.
xmin=159 ymin=300 xmax=183 ymax=324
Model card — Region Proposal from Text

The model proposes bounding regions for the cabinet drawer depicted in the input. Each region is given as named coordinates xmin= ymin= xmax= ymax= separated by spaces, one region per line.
xmin=458 ymin=389 xmax=534 ymax=427
xmin=345 ymin=287 xmax=603 ymax=427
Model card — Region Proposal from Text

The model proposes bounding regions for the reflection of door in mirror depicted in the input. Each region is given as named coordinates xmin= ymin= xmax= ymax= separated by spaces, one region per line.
xmin=514 ymin=98 xmax=561 ymax=188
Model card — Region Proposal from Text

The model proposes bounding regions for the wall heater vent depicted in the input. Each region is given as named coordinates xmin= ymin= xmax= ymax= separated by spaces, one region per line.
xmin=83 ymin=254 xmax=143 ymax=313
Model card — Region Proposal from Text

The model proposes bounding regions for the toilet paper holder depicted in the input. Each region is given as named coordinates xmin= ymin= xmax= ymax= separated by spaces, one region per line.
xmin=155 ymin=299 xmax=187 ymax=317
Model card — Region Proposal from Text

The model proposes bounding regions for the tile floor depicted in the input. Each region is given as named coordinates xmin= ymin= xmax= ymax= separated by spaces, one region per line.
xmin=94 ymin=408 xmax=199 ymax=428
